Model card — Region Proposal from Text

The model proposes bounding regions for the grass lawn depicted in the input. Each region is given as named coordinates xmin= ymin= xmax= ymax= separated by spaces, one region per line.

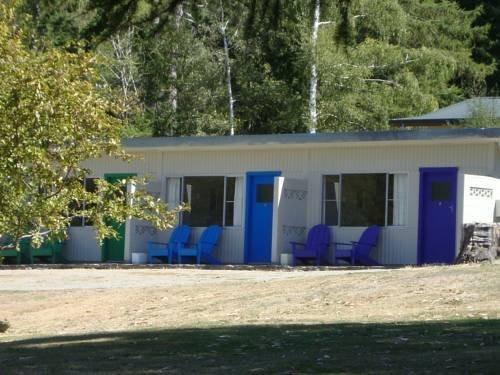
xmin=0 ymin=264 xmax=499 ymax=374
xmin=1 ymin=320 xmax=499 ymax=374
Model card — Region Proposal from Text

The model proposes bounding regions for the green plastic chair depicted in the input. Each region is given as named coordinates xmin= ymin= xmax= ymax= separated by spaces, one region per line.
xmin=21 ymin=238 xmax=64 ymax=264
xmin=0 ymin=236 xmax=21 ymax=264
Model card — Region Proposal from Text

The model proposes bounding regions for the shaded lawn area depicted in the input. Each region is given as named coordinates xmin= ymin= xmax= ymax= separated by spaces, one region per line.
xmin=1 ymin=319 xmax=499 ymax=374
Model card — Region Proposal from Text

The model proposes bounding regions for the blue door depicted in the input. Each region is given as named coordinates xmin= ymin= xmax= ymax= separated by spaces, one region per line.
xmin=244 ymin=172 xmax=280 ymax=263
xmin=418 ymin=168 xmax=457 ymax=264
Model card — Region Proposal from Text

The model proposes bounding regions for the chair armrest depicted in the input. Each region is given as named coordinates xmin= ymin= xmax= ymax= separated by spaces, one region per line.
xmin=351 ymin=241 xmax=375 ymax=247
xmin=147 ymin=241 xmax=168 ymax=246
xmin=290 ymin=241 xmax=307 ymax=254
xmin=198 ymin=241 xmax=217 ymax=249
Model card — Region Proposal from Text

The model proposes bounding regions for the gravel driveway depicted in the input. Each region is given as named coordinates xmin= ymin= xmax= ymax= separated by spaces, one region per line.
xmin=0 ymin=267 xmax=385 ymax=291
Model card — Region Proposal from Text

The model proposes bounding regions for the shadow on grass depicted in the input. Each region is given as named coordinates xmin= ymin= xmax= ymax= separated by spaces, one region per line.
xmin=1 ymin=319 xmax=499 ymax=374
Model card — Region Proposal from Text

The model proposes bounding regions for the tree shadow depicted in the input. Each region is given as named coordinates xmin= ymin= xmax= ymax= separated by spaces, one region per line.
xmin=1 ymin=319 xmax=499 ymax=374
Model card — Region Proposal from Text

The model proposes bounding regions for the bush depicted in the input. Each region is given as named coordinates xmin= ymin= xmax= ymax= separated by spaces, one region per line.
xmin=0 ymin=319 xmax=10 ymax=333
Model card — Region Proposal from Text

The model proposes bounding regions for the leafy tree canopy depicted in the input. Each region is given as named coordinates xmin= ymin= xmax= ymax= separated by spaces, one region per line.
xmin=455 ymin=0 xmax=500 ymax=94
xmin=0 ymin=2 xmax=179 ymax=249
xmin=18 ymin=0 xmax=497 ymax=135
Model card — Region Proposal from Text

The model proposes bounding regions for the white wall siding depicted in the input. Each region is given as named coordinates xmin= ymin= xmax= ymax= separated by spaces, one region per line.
xmin=309 ymin=144 xmax=491 ymax=174
xmin=160 ymin=149 xmax=308 ymax=177
xmin=72 ymin=141 xmax=497 ymax=264
xmin=272 ymin=177 xmax=309 ymax=263
xmin=64 ymin=227 xmax=101 ymax=262
xmin=462 ymin=174 xmax=500 ymax=223
xmin=175 ymin=227 xmax=244 ymax=264
xmin=82 ymin=152 xmax=163 ymax=179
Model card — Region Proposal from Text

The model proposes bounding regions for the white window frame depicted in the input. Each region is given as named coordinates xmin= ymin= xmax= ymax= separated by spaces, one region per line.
xmin=386 ymin=172 xmax=409 ymax=227
xmin=322 ymin=172 xmax=409 ymax=227
xmin=322 ymin=174 xmax=341 ymax=226
xmin=176 ymin=175 xmax=243 ymax=228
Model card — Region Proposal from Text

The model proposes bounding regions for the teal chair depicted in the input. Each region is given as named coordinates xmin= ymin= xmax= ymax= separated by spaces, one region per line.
xmin=21 ymin=238 xmax=64 ymax=264
xmin=0 ymin=236 xmax=21 ymax=264
xmin=0 ymin=248 xmax=21 ymax=264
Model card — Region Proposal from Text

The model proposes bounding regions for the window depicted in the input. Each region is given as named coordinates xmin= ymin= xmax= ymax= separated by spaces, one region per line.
xmin=179 ymin=176 xmax=242 ymax=227
xmin=387 ymin=174 xmax=407 ymax=226
xmin=70 ymin=178 xmax=98 ymax=227
xmin=323 ymin=173 xmax=407 ymax=227
xmin=183 ymin=177 xmax=224 ymax=227
xmin=341 ymin=174 xmax=386 ymax=226
xmin=225 ymin=177 xmax=236 ymax=226
xmin=256 ymin=184 xmax=274 ymax=203
xmin=431 ymin=181 xmax=451 ymax=201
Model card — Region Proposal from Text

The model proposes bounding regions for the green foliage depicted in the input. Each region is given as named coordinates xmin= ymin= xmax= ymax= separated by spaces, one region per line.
xmin=19 ymin=0 xmax=90 ymax=48
xmin=461 ymin=103 xmax=500 ymax=127
xmin=18 ymin=0 xmax=496 ymax=135
xmin=0 ymin=319 xmax=9 ymax=333
xmin=456 ymin=0 xmax=500 ymax=94
xmin=315 ymin=0 xmax=491 ymax=131
xmin=136 ymin=16 xmax=229 ymax=136
xmin=0 ymin=3 xmax=179 ymax=250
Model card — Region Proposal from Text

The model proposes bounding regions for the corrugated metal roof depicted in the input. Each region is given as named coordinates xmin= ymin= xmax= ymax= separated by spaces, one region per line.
xmin=390 ymin=97 xmax=500 ymax=126
xmin=122 ymin=127 xmax=500 ymax=151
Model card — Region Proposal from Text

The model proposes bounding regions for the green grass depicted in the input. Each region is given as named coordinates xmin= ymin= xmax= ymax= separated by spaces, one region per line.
xmin=1 ymin=319 xmax=499 ymax=374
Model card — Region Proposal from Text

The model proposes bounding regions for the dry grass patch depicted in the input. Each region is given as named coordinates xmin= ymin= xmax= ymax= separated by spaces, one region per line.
xmin=0 ymin=263 xmax=499 ymax=373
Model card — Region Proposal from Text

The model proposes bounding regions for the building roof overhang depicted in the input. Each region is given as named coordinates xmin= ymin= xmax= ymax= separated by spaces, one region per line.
xmin=122 ymin=128 xmax=500 ymax=152
xmin=389 ymin=97 xmax=500 ymax=127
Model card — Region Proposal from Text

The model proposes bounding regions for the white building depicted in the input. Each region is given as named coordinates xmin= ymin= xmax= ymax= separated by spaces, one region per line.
xmin=63 ymin=128 xmax=500 ymax=265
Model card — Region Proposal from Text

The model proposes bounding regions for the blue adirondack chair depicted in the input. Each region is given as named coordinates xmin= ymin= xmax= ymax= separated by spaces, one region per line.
xmin=333 ymin=225 xmax=381 ymax=266
xmin=177 ymin=225 xmax=222 ymax=265
xmin=291 ymin=224 xmax=330 ymax=266
xmin=147 ymin=225 xmax=191 ymax=264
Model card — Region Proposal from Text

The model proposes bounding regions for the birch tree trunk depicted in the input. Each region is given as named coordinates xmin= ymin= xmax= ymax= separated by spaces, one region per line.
xmin=220 ymin=1 xmax=235 ymax=136
xmin=109 ymin=27 xmax=138 ymax=119
xmin=309 ymin=0 xmax=321 ymax=134
xmin=169 ymin=4 xmax=183 ymax=135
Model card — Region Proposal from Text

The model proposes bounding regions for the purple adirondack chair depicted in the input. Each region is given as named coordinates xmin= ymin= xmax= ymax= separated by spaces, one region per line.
xmin=291 ymin=224 xmax=330 ymax=266
xmin=177 ymin=225 xmax=222 ymax=265
xmin=333 ymin=225 xmax=381 ymax=266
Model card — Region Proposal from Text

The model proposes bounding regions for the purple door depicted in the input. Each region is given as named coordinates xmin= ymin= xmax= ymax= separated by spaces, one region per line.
xmin=418 ymin=168 xmax=458 ymax=264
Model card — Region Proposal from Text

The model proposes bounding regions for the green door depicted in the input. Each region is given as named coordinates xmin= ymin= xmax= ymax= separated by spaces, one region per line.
xmin=102 ymin=173 xmax=136 ymax=262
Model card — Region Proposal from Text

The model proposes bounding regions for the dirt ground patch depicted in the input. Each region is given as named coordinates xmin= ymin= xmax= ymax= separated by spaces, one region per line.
xmin=1 ymin=264 xmax=499 ymax=340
